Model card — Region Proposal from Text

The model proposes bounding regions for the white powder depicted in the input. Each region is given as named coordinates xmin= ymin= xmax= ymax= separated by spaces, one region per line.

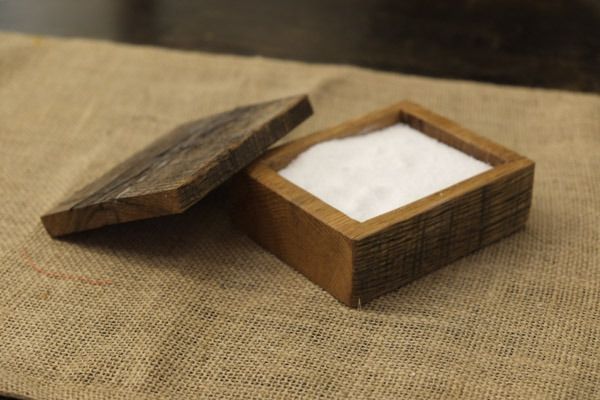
xmin=279 ymin=123 xmax=492 ymax=222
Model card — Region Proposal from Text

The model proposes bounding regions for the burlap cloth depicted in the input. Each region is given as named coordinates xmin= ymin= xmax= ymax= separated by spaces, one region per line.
xmin=0 ymin=32 xmax=599 ymax=400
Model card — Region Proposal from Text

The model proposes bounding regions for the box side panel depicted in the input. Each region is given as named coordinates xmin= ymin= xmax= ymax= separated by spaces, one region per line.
xmin=230 ymin=173 xmax=354 ymax=305
xmin=353 ymin=162 xmax=534 ymax=305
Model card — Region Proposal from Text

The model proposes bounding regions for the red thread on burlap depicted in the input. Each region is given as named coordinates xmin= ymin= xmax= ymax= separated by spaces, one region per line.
xmin=19 ymin=248 xmax=113 ymax=286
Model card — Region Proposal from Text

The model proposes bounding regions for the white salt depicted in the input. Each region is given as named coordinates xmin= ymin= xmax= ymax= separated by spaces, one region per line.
xmin=279 ymin=123 xmax=492 ymax=222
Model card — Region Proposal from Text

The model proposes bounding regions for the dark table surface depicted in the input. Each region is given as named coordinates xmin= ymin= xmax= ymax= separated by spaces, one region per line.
xmin=1 ymin=0 xmax=599 ymax=93
xmin=0 ymin=1 xmax=598 ymax=399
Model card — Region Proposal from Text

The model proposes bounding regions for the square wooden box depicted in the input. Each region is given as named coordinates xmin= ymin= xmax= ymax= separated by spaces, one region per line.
xmin=232 ymin=101 xmax=535 ymax=307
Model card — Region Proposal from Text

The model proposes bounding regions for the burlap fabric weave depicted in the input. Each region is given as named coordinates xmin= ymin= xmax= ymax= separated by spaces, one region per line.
xmin=1 ymin=32 xmax=599 ymax=399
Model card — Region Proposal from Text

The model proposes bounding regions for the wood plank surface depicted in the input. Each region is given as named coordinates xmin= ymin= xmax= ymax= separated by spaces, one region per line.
xmin=42 ymin=95 xmax=313 ymax=237
xmin=2 ymin=0 xmax=598 ymax=93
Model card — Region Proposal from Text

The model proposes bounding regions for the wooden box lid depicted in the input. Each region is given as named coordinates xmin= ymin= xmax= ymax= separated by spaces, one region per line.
xmin=42 ymin=95 xmax=313 ymax=237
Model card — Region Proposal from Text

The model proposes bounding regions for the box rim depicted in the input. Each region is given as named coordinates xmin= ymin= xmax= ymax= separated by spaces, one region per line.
xmin=244 ymin=101 xmax=534 ymax=240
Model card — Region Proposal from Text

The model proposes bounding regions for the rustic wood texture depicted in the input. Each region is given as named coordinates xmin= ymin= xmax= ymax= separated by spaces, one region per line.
xmin=3 ymin=0 xmax=599 ymax=93
xmin=42 ymin=95 xmax=313 ymax=237
xmin=232 ymin=101 xmax=535 ymax=307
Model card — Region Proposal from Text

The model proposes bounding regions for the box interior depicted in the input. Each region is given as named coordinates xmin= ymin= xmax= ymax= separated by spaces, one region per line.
xmin=266 ymin=110 xmax=507 ymax=172
xmin=269 ymin=110 xmax=505 ymax=223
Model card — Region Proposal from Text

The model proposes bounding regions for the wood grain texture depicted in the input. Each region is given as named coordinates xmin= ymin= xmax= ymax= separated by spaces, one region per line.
xmin=232 ymin=101 xmax=535 ymax=307
xmin=42 ymin=95 xmax=313 ymax=237
xmin=3 ymin=0 xmax=599 ymax=93
xmin=232 ymin=165 xmax=354 ymax=304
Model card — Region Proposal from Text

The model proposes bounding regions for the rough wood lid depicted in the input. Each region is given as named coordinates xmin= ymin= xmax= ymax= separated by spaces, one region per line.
xmin=41 ymin=95 xmax=313 ymax=237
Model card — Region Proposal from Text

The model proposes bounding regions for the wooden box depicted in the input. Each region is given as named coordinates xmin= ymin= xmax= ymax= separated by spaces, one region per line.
xmin=232 ymin=101 xmax=535 ymax=307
